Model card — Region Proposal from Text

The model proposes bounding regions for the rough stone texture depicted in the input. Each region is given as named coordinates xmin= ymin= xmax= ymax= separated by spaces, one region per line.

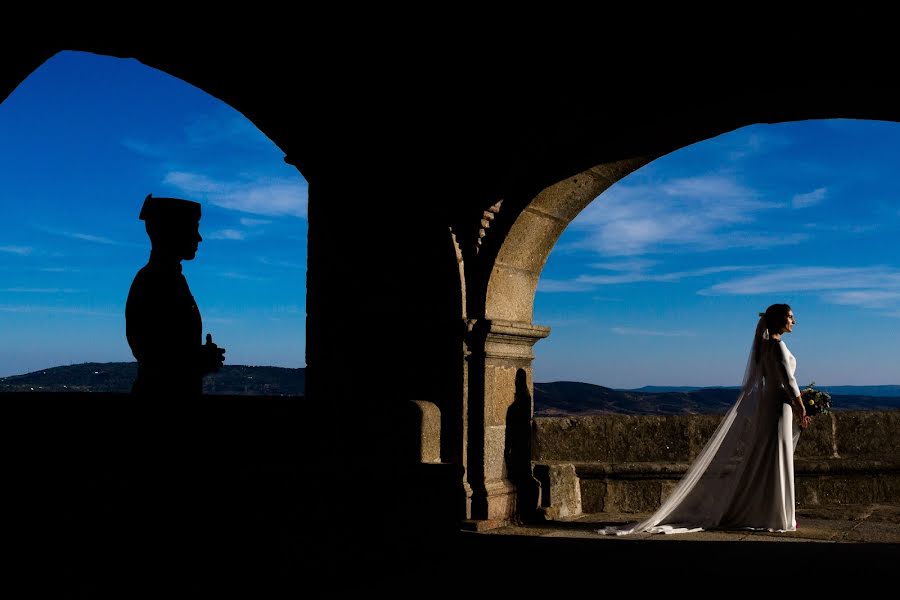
xmin=659 ymin=479 xmax=680 ymax=504
xmin=605 ymin=415 xmax=694 ymax=462
xmin=841 ymin=520 xmax=900 ymax=543
xmin=835 ymin=411 xmax=900 ymax=459
xmin=795 ymin=413 xmax=837 ymax=458
xmin=484 ymin=365 xmax=516 ymax=427
xmin=796 ymin=476 xmax=876 ymax=505
xmin=534 ymin=414 xmax=725 ymax=463
xmin=483 ymin=480 xmax=516 ymax=521
xmin=520 ymin=158 xmax=654 ymax=244
xmin=411 ymin=400 xmax=442 ymax=463
xmin=527 ymin=173 xmax=608 ymax=221
xmin=605 ymin=480 xmax=664 ymax=513
xmin=494 ymin=208 xmax=566 ymax=273
xmin=533 ymin=463 xmax=582 ymax=518
xmin=686 ymin=415 xmax=721 ymax=458
xmin=472 ymin=323 xmax=548 ymax=524
xmin=484 ymin=265 xmax=539 ymax=322
xmin=484 ymin=425 xmax=508 ymax=481
xmin=580 ymin=479 xmax=606 ymax=513
xmin=882 ymin=472 xmax=900 ymax=501
xmin=533 ymin=417 xmax=609 ymax=462
xmin=533 ymin=412 xmax=900 ymax=516
xmin=535 ymin=412 xmax=899 ymax=463
xmin=575 ymin=461 xmax=691 ymax=476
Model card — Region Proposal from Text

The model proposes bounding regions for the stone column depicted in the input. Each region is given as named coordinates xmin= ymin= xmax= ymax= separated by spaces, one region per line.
xmin=465 ymin=318 xmax=549 ymax=527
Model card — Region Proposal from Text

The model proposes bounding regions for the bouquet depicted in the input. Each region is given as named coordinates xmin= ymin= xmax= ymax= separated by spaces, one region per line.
xmin=800 ymin=382 xmax=832 ymax=417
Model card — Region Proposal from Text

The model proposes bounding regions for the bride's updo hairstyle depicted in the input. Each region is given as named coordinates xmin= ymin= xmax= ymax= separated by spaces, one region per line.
xmin=762 ymin=303 xmax=792 ymax=335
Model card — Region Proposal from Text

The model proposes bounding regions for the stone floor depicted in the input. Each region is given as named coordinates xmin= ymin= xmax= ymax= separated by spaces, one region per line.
xmin=479 ymin=503 xmax=900 ymax=543
xmin=418 ymin=504 xmax=900 ymax=593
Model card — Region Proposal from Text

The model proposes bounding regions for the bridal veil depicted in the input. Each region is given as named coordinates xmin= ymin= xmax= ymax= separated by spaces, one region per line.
xmin=598 ymin=316 xmax=787 ymax=535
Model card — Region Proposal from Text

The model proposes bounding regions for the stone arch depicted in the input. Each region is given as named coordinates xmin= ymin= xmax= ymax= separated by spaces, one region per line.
xmin=484 ymin=157 xmax=653 ymax=323
xmin=471 ymin=107 xmax=900 ymax=525
xmin=7 ymin=47 xmax=900 ymax=576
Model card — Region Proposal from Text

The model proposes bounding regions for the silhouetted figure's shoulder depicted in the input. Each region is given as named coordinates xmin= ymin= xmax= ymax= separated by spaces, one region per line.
xmin=126 ymin=258 xmax=203 ymax=396
xmin=125 ymin=194 xmax=223 ymax=396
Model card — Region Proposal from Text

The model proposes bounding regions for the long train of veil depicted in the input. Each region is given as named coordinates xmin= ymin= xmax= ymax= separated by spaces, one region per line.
xmin=598 ymin=316 xmax=775 ymax=535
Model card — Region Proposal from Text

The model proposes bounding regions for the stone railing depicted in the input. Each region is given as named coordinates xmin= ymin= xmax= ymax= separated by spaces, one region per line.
xmin=532 ymin=411 xmax=900 ymax=518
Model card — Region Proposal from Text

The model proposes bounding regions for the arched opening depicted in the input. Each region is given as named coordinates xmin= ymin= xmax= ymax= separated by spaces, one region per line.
xmin=3 ymin=45 xmax=900 ymax=590
xmin=0 ymin=49 xmax=320 ymax=590
xmin=0 ymin=50 xmax=309 ymax=392
xmin=478 ymin=117 xmax=900 ymax=525
xmin=535 ymin=119 xmax=900 ymax=395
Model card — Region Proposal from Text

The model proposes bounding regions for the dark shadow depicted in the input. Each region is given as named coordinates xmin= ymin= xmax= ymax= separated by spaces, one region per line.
xmin=126 ymin=194 xmax=226 ymax=396
xmin=506 ymin=368 xmax=541 ymax=523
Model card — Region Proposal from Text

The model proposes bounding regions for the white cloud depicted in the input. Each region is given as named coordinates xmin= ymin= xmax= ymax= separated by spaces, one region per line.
xmin=0 ymin=246 xmax=32 ymax=255
xmin=220 ymin=271 xmax=266 ymax=281
xmin=240 ymin=217 xmax=272 ymax=226
xmin=38 ymin=228 xmax=118 ymax=245
xmin=204 ymin=317 xmax=235 ymax=325
xmin=581 ymin=265 xmax=751 ymax=285
xmin=705 ymin=127 xmax=790 ymax=162
xmin=700 ymin=266 xmax=900 ymax=296
xmin=67 ymin=232 xmax=117 ymax=245
xmin=824 ymin=290 xmax=900 ymax=309
xmin=792 ymin=187 xmax=827 ymax=209
xmin=611 ymin=327 xmax=696 ymax=337
xmin=802 ymin=222 xmax=879 ymax=234
xmin=541 ymin=317 xmax=591 ymax=327
xmin=207 ymin=229 xmax=246 ymax=240
xmin=725 ymin=132 xmax=764 ymax=161
xmin=258 ymin=257 xmax=305 ymax=269
xmin=588 ymin=259 xmax=657 ymax=272
xmin=572 ymin=173 xmax=787 ymax=256
xmin=537 ymin=279 xmax=596 ymax=293
xmin=538 ymin=264 xmax=757 ymax=293
xmin=0 ymin=305 xmax=115 ymax=316
xmin=121 ymin=138 xmax=166 ymax=159
xmin=164 ymin=171 xmax=308 ymax=218
xmin=2 ymin=287 xmax=80 ymax=293
xmin=185 ymin=113 xmax=263 ymax=146
xmin=124 ymin=110 xmax=306 ymax=221
xmin=163 ymin=172 xmax=225 ymax=194
xmin=658 ymin=176 xmax=755 ymax=201
xmin=700 ymin=266 xmax=900 ymax=315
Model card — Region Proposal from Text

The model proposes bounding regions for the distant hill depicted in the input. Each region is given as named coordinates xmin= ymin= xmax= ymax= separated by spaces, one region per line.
xmin=3 ymin=363 xmax=897 ymax=414
xmin=535 ymin=381 xmax=900 ymax=416
xmin=0 ymin=362 xmax=305 ymax=396
xmin=626 ymin=384 xmax=900 ymax=397
xmin=626 ymin=385 xmax=732 ymax=393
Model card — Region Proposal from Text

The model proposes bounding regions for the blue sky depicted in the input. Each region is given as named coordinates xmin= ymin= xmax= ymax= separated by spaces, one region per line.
xmin=1 ymin=51 xmax=898 ymax=387
xmin=535 ymin=119 xmax=900 ymax=388
xmin=0 ymin=51 xmax=308 ymax=377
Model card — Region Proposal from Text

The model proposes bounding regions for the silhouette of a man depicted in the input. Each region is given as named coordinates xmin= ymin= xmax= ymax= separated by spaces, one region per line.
xmin=126 ymin=194 xmax=225 ymax=395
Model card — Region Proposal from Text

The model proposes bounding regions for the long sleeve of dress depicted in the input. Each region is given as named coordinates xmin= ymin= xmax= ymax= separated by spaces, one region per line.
xmin=775 ymin=341 xmax=802 ymax=399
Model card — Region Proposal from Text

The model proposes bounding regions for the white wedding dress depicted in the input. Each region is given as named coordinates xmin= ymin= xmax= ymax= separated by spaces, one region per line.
xmin=598 ymin=321 xmax=803 ymax=535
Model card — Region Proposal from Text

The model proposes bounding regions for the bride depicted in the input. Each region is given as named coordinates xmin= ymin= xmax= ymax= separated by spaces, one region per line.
xmin=598 ymin=303 xmax=811 ymax=535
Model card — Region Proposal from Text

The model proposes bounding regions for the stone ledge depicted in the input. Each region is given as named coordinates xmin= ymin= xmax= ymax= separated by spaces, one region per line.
xmin=536 ymin=457 xmax=900 ymax=479
xmin=533 ymin=412 xmax=900 ymax=463
xmin=534 ymin=458 xmax=900 ymax=516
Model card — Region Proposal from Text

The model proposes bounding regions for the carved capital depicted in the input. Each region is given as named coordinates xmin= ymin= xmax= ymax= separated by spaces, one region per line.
xmin=466 ymin=318 xmax=550 ymax=361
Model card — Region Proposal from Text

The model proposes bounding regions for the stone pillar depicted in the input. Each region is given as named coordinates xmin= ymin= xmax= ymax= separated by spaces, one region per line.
xmin=464 ymin=318 xmax=549 ymax=527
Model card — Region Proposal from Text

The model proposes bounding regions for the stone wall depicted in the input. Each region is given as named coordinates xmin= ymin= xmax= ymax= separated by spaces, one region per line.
xmin=533 ymin=411 xmax=900 ymax=517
